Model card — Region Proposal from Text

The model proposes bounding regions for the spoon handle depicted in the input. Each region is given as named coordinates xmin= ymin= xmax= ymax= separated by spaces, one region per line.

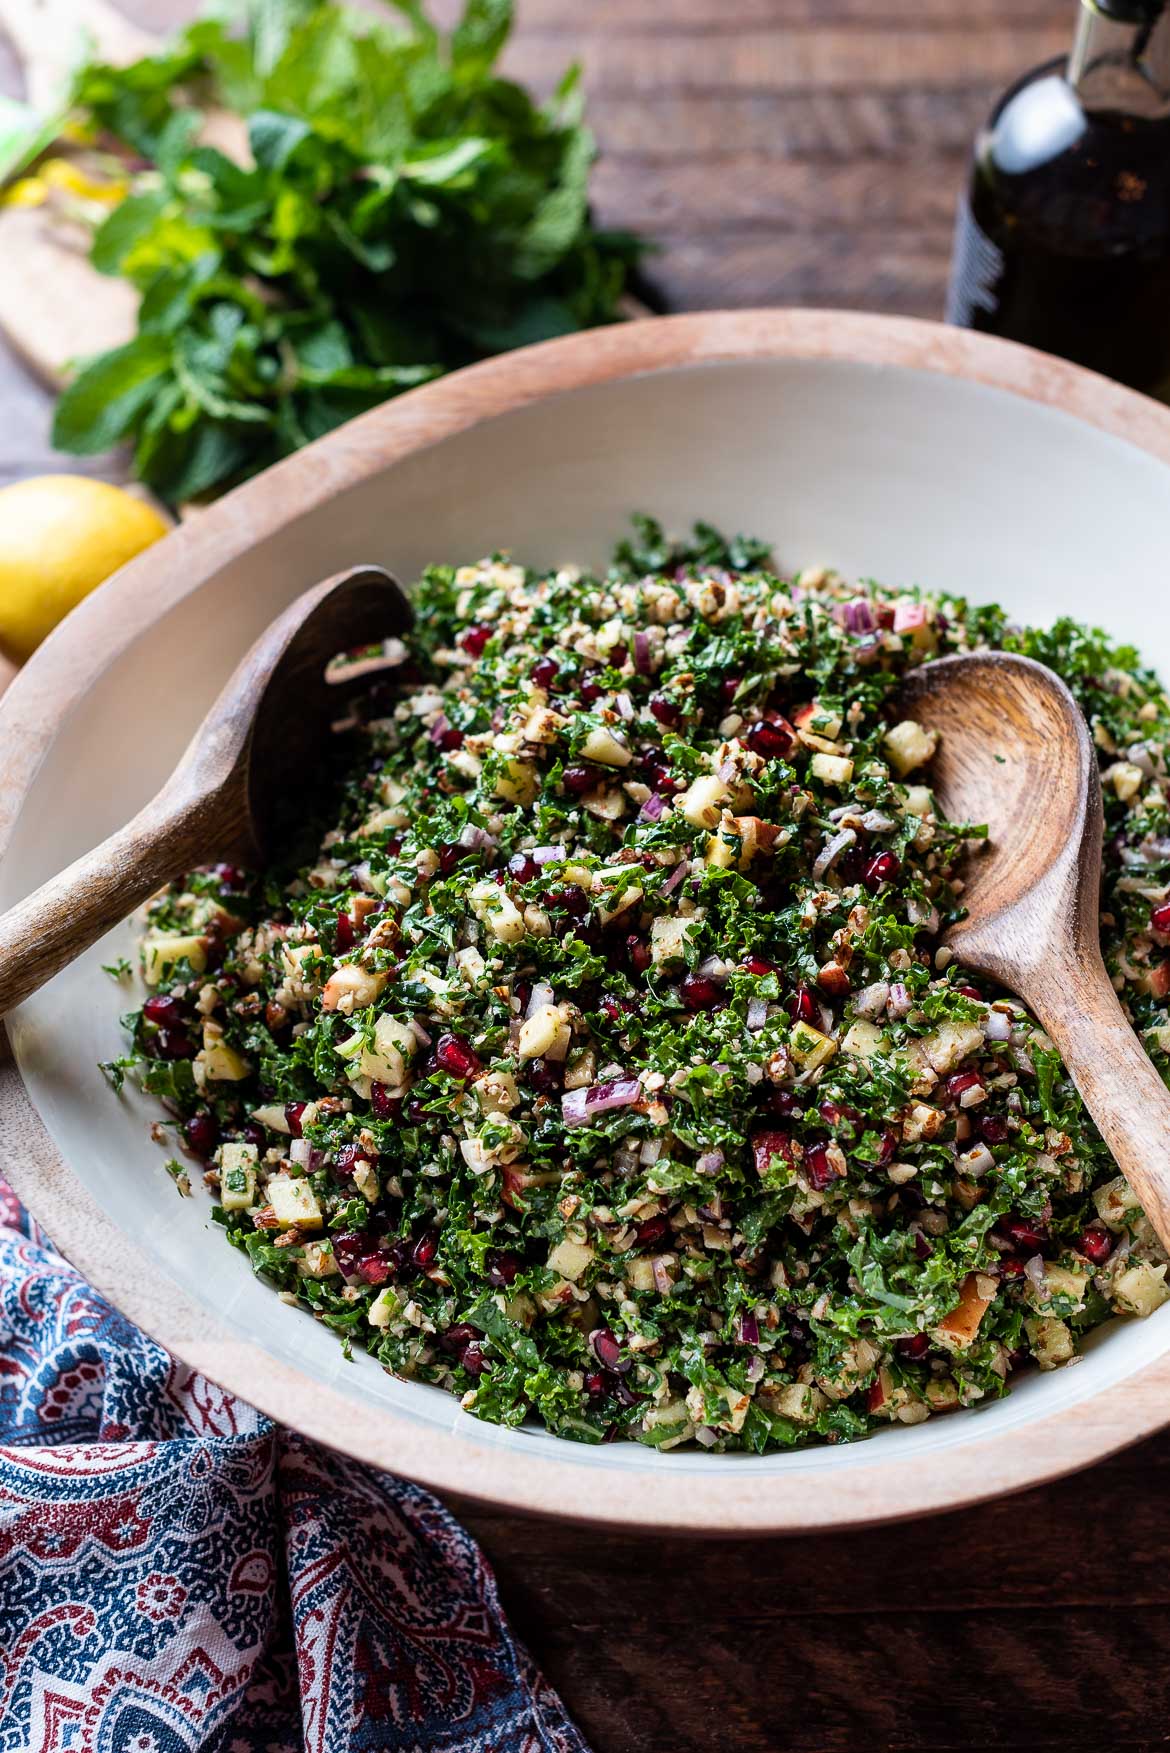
xmin=0 ymin=791 xmax=214 ymax=1017
xmin=1028 ymin=959 xmax=1170 ymax=1249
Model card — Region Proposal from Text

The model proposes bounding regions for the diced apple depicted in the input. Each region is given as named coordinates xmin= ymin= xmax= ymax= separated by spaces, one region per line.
xmin=809 ymin=752 xmax=854 ymax=787
xmin=546 ymin=1237 xmax=595 ymax=1282
xmin=368 ymin=1287 xmax=403 ymax=1329
xmin=198 ymin=1022 xmax=250 ymax=1083
xmin=219 ymin=1141 xmax=258 ymax=1211
xmin=581 ymin=725 xmax=632 ymax=768
xmin=883 ymin=719 xmax=938 ymax=777
xmin=1113 ymin=1260 xmax=1170 ymax=1318
xmin=267 ymin=1175 xmax=323 ymax=1232
xmin=142 ymin=932 xmax=207 ymax=986
xmin=677 ymin=774 xmax=730 ymax=829
xmin=789 ymin=1020 xmax=837 ymax=1069
xmin=470 ymin=880 xmax=527 ymax=943
xmin=842 ymin=1020 xmax=884 ymax=1059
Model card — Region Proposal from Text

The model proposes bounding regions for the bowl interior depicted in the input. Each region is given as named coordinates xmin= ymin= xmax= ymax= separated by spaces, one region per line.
xmin=7 ymin=348 xmax=1170 ymax=1484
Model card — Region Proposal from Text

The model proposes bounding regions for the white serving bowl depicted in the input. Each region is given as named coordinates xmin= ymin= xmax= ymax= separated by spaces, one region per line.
xmin=4 ymin=310 xmax=1170 ymax=1533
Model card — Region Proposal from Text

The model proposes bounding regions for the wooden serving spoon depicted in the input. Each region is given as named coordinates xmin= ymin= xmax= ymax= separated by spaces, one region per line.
xmin=902 ymin=650 xmax=1170 ymax=1252
xmin=0 ymin=563 xmax=411 ymax=1017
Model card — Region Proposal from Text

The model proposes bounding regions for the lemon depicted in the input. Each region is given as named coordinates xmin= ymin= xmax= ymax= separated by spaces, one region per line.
xmin=0 ymin=475 xmax=171 ymax=665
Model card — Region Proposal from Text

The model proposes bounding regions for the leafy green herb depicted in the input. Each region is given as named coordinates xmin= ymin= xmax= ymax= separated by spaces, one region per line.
xmin=51 ymin=0 xmax=642 ymax=502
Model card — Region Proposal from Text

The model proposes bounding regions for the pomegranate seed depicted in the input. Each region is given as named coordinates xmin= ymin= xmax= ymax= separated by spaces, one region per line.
xmin=958 ymin=985 xmax=983 ymax=1000
xmin=602 ymin=996 xmax=635 ymax=1021
xmin=440 ymin=1322 xmax=479 ymax=1353
xmin=547 ymin=884 xmax=590 ymax=920
xmin=819 ymin=1098 xmax=860 ymax=1125
xmin=745 ymin=719 xmax=793 ymax=759
xmin=562 ymin=764 xmax=601 ymax=796
xmin=526 ymin=1057 xmax=563 ymax=1094
xmin=436 ymin=844 xmax=465 ymax=875
xmin=285 ymin=1101 xmax=309 ymax=1139
xmin=486 ymin=1249 xmax=521 ymax=1287
xmin=607 ymin=643 xmax=628 ymax=669
xmin=143 ymin=995 xmax=184 ymax=1029
xmin=461 ymin=1341 xmax=488 ymax=1376
xmin=680 ymin=973 xmax=722 ymax=1010
xmin=334 ymin=1140 xmax=374 ymax=1179
xmin=789 ymin=986 xmax=818 ymax=1025
xmin=584 ymin=1371 xmax=606 ymax=1398
xmin=643 ymin=760 xmax=679 ymax=795
xmin=213 ymin=862 xmax=247 ymax=890
xmin=459 ymin=623 xmax=492 ymax=657
xmin=370 ymin=1082 xmax=400 ymax=1121
xmin=334 ymin=1231 xmax=392 ymax=1284
xmin=507 ymin=852 xmax=540 ymax=883
xmin=721 ymin=676 xmax=743 ymax=703
xmin=946 ymin=1071 xmax=983 ymax=1100
xmin=743 ymin=956 xmax=779 ymax=977
xmin=435 ymin=1033 xmax=480 ymax=1080
xmin=1079 ymin=1226 xmax=1114 ymax=1265
xmin=1152 ymin=902 xmax=1170 ymax=935
xmin=997 ymin=1216 xmax=1047 ymax=1254
xmin=184 ymin=1112 xmax=218 ymax=1159
xmin=626 ymin=934 xmax=651 ymax=974
xmin=436 ymin=725 xmax=464 ymax=751
xmin=636 ymin=1215 xmax=670 ymax=1247
xmin=412 ymin=1231 xmax=439 ymax=1269
xmin=242 ymin=1122 xmax=267 ymax=1151
xmin=580 ymin=680 xmax=604 ymax=705
xmin=751 ymin=1129 xmax=797 ymax=1178
xmin=155 ymin=1029 xmax=195 ymax=1060
xmin=863 ymin=851 xmax=900 ymax=889
xmin=804 ymin=1142 xmax=838 ymax=1191
xmin=649 ymin=695 xmax=682 ymax=728
xmin=612 ymin=1377 xmax=644 ymax=1409
xmin=866 ymin=1381 xmax=886 ymax=1413
xmin=999 ymin=1256 xmax=1026 ymax=1276
xmin=914 ymin=1232 xmax=934 ymax=1260
xmin=979 ymin=1114 xmax=1009 ymax=1145
xmin=590 ymin=1328 xmax=630 ymax=1373
xmin=531 ymin=656 xmax=559 ymax=690
xmin=336 ymin=912 xmax=356 ymax=951
xmin=896 ymin=1333 xmax=930 ymax=1360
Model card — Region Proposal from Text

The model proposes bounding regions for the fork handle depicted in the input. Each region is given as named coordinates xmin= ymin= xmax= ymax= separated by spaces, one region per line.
xmin=1028 ymin=957 xmax=1170 ymax=1250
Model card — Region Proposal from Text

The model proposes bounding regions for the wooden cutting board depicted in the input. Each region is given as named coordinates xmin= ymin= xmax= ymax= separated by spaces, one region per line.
xmin=0 ymin=0 xmax=227 ymax=386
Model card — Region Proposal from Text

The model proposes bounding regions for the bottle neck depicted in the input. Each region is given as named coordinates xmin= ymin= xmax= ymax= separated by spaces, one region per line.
xmin=1068 ymin=0 xmax=1170 ymax=116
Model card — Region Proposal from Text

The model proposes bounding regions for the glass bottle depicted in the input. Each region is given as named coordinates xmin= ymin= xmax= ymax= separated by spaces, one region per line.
xmin=946 ymin=0 xmax=1170 ymax=398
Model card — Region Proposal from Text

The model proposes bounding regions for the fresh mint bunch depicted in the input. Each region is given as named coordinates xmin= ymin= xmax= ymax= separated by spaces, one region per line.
xmin=52 ymin=0 xmax=642 ymax=502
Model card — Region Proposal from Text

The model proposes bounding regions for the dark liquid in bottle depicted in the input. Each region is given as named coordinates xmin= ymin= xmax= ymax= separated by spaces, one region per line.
xmin=948 ymin=58 xmax=1170 ymax=398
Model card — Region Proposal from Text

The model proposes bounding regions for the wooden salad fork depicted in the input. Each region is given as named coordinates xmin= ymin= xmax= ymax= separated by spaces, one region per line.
xmin=0 ymin=563 xmax=411 ymax=1017
xmin=902 ymin=651 xmax=1170 ymax=1253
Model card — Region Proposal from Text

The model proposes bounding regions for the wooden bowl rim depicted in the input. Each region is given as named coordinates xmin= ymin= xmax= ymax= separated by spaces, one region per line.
xmin=5 ymin=307 xmax=1170 ymax=1533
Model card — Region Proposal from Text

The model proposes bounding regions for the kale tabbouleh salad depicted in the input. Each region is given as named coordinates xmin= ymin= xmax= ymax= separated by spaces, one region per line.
xmin=114 ymin=518 xmax=1170 ymax=1453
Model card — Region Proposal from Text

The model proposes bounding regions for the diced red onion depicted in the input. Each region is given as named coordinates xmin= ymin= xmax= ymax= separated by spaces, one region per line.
xmin=907 ymin=896 xmax=940 ymax=932
xmin=409 ymin=1017 xmax=432 ymax=1047
xmin=893 ymin=601 xmax=928 ymax=633
xmin=640 ymin=792 xmax=666 ymax=822
xmin=813 ymin=827 xmax=856 ymax=880
xmin=717 ymin=758 xmax=738 ymax=784
xmin=694 ymin=1425 xmax=718 ymax=1447
xmin=738 ymin=1311 xmax=760 ymax=1345
xmin=525 ymin=981 xmax=554 ymax=1019
xmin=959 ymin=1142 xmax=994 ymax=1177
xmin=984 ymin=1010 xmax=1012 ymax=1042
xmin=1023 ymin=1253 xmax=1046 ymax=1293
xmin=697 ymin=955 xmax=731 ymax=981
xmin=888 ymin=982 xmax=912 ymax=1018
xmin=746 ymin=997 xmax=768 ymax=1032
xmin=350 ymin=861 xmax=377 ymax=892
xmin=746 ymin=1354 xmax=765 ymax=1382
xmin=615 ymin=691 xmax=635 ymax=720
xmin=853 ymin=981 xmax=890 ymax=1019
xmin=429 ymin=712 xmax=451 ymax=744
xmin=651 ymin=1256 xmax=674 ymax=1295
xmin=532 ymin=845 xmax=561 ymax=864
xmin=860 ymin=810 xmax=896 ymax=833
xmin=662 ymin=858 xmax=690 ymax=896
xmin=696 ymin=1149 xmax=725 ymax=1175
xmin=458 ymin=823 xmax=498 ymax=851
xmin=289 ymin=1138 xmax=313 ymax=1169
xmin=634 ymin=630 xmax=653 ymax=674
xmin=1128 ymin=744 xmax=1156 ymax=779
xmin=562 ymin=1078 xmax=642 ymax=1125
xmin=834 ymin=598 xmax=877 ymax=635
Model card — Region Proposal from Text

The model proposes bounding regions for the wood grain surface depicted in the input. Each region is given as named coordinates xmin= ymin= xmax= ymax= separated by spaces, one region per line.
xmin=4 ymin=4 xmax=1169 ymax=1751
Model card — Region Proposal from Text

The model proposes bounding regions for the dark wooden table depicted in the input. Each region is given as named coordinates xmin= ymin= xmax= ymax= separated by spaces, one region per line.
xmin=5 ymin=3 xmax=1170 ymax=1748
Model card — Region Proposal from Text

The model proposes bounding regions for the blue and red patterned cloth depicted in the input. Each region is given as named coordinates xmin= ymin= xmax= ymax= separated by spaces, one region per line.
xmin=0 ymin=1176 xmax=587 ymax=1752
